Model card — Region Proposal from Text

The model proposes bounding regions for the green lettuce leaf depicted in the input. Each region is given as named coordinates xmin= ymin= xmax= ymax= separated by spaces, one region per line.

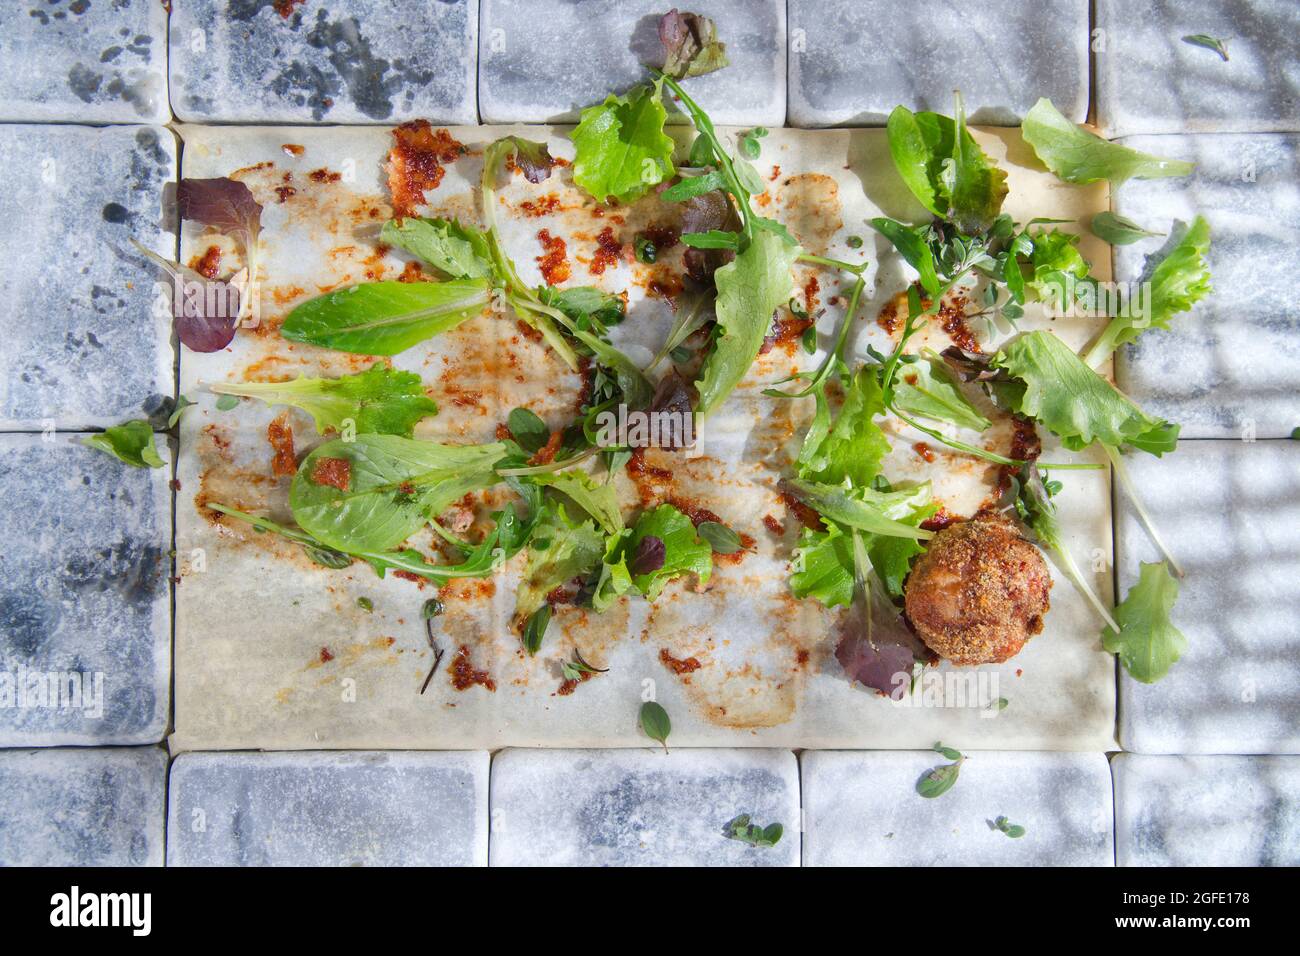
xmin=624 ymin=503 xmax=712 ymax=600
xmin=81 ymin=420 xmax=164 ymax=469
xmin=571 ymin=81 xmax=676 ymax=205
xmin=994 ymin=331 xmax=1179 ymax=454
xmin=1026 ymin=228 xmax=1092 ymax=301
xmin=533 ymin=470 xmax=624 ymax=535
xmin=379 ymin=217 xmax=493 ymax=280
xmin=891 ymin=352 xmax=992 ymax=432
xmin=798 ymin=366 xmax=891 ymax=486
xmin=209 ymin=362 xmax=438 ymax=437
xmin=1022 ymin=98 xmax=1195 ymax=185
xmin=280 ymin=279 xmax=491 ymax=356
xmin=289 ymin=436 xmax=505 ymax=553
xmin=514 ymin=504 xmax=606 ymax=622
xmin=1084 ymin=216 xmax=1213 ymax=365
xmin=695 ymin=228 xmax=799 ymax=416
xmin=948 ymin=92 xmax=1009 ymax=235
xmin=789 ymin=521 xmax=855 ymax=609
xmin=1103 ymin=560 xmax=1187 ymax=683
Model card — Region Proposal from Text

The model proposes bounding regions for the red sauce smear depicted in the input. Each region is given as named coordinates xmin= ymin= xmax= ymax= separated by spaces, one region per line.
xmin=760 ymin=311 xmax=814 ymax=355
xmin=282 ymin=143 xmax=305 ymax=156
xmin=190 ymin=245 xmax=222 ymax=280
xmin=310 ymin=456 xmax=351 ymax=492
xmin=528 ymin=430 xmax=563 ymax=467
xmin=319 ymin=647 xmax=334 ymax=663
xmin=449 ymin=645 xmax=496 ymax=692
xmin=386 ymin=121 xmax=465 ymax=219
xmin=912 ymin=441 xmax=936 ymax=463
xmin=273 ymin=0 xmax=304 ymax=17
xmin=659 ymin=648 xmax=702 ymax=675
xmin=308 ymin=168 xmax=341 ymax=184
xmin=274 ymin=185 xmax=296 ymax=203
xmin=520 ymin=194 xmax=562 ymax=217
xmin=589 ymin=226 xmax=623 ymax=276
xmin=938 ymin=293 xmax=981 ymax=352
xmin=780 ymin=491 xmax=823 ymax=531
xmin=921 ymin=507 xmax=958 ymax=532
xmin=762 ymin=514 xmax=785 ymax=536
xmin=267 ymin=413 xmax=297 ymax=477
xmin=535 ymin=228 xmax=571 ymax=285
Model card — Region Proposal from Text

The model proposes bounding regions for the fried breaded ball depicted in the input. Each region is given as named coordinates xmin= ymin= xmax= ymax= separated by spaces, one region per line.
xmin=904 ymin=511 xmax=1052 ymax=665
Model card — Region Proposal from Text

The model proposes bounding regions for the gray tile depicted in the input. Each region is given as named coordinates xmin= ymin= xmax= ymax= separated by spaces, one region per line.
xmin=788 ymin=0 xmax=1088 ymax=127
xmin=1114 ymin=753 xmax=1300 ymax=866
xmin=478 ymin=0 xmax=785 ymax=125
xmin=0 ymin=747 xmax=167 ymax=866
xmin=802 ymin=750 xmax=1114 ymax=866
xmin=170 ymin=0 xmax=477 ymax=124
xmin=167 ymin=751 xmax=488 ymax=866
xmin=489 ymin=749 xmax=799 ymax=866
xmin=0 ymin=434 xmax=171 ymax=747
xmin=0 ymin=0 xmax=169 ymax=124
xmin=1114 ymin=440 xmax=1300 ymax=754
xmin=1097 ymin=0 xmax=1300 ymax=137
xmin=0 ymin=124 xmax=176 ymax=431
xmin=1113 ymin=134 xmax=1300 ymax=439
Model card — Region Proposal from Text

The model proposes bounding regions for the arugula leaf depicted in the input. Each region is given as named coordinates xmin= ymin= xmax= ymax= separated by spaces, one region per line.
xmin=537 ymin=286 xmax=626 ymax=332
xmin=379 ymin=217 xmax=493 ymax=280
xmin=81 ymin=420 xmax=164 ymax=469
xmin=1102 ymin=560 xmax=1187 ymax=683
xmin=1022 ymin=98 xmax=1195 ymax=185
xmin=695 ymin=228 xmax=799 ymax=416
xmin=1090 ymin=211 xmax=1163 ymax=246
xmin=783 ymin=480 xmax=935 ymax=542
xmin=514 ymin=504 xmax=605 ymax=624
xmin=209 ymin=362 xmax=438 ymax=437
xmin=994 ymin=331 xmax=1178 ymax=454
xmin=289 ymin=436 xmax=505 ymax=553
xmin=1084 ymin=216 xmax=1213 ymax=366
xmin=658 ymin=9 xmax=729 ymax=78
xmin=870 ymin=216 xmax=940 ymax=296
xmin=622 ymin=504 xmax=712 ymax=600
xmin=891 ymin=351 xmax=992 ymax=433
xmin=571 ymin=81 xmax=676 ymax=205
xmin=798 ymin=366 xmax=891 ymax=486
xmin=280 ymin=279 xmax=490 ymax=356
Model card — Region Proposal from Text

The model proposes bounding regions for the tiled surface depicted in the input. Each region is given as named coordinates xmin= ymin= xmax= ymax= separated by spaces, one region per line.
xmin=1114 ymin=754 xmax=1300 ymax=866
xmin=0 ymin=747 xmax=167 ymax=867
xmin=489 ymin=749 xmax=800 ymax=866
xmin=167 ymin=751 xmax=489 ymax=866
xmin=788 ymin=0 xmax=1089 ymax=127
xmin=169 ymin=0 xmax=478 ymax=124
xmin=478 ymin=0 xmax=786 ymax=126
xmin=1114 ymin=440 xmax=1300 ymax=755
xmin=1097 ymin=0 xmax=1300 ymax=137
xmin=0 ymin=0 xmax=169 ymax=124
xmin=0 ymin=123 xmax=177 ymax=431
xmin=1114 ymin=133 xmax=1300 ymax=439
xmin=801 ymin=750 xmax=1114 ymax=866
xmin=0 ymin=434 xmax=171 ymax=747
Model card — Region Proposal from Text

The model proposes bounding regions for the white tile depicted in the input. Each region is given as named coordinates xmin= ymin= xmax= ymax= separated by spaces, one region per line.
xmin=1114 ymin=753 xmax=1300 ymax=866
xmin=788 ymin=0 xmax=1089 ymax=127
xmin=0 ymin=434 xmax=171 ymax=747
xmin=0 ymin=124 xmax=176 ymax=430
xmin=479 ymin=0 xmax=785 ymax=126
xmin=1097 ymin=0 xmax=1300 ymax=137
xmin=489 ymin=748 xmax=799 ymax=866
xmin=1114 ymin=440 xmax=1300 ymax=754
xmin=0 ymin=0 xmax=169 ymax=123
xmin=167 ymin=750 xmax=489 ymax=866
xmin=170 ymin=0 xmax=478 ymax=124
xmin=1113 ymin=133 xmax=1300 ymax=439
xmin=802 ymin=750 xmax=1114 ymax=866
xmin=0 ymin=747 xmax=167 ymax=866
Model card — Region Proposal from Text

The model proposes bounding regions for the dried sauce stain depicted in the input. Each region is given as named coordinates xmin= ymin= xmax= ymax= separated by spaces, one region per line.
xmin=773 ymin=173 xmax=842 ymax=254
xmin=589 ymin=226 xmax=624 ymax=275
xmin=535 ymin=228 xmax=570 ymax=285
xmin=190 ymin=244 xmax=222 ymax=280
xmin=643 ymin=587 xmax=827 ymax=728
xmin=386 ymin=121 xmax=465 ymax=219
xmin=659 ymin=648 xmax=702 ymax=678
xmin=282 ymin=143 xmax=305 ymax=157
xmin=266 ymin=412 xmax=297 ymax=477
xmin=518 ymin=194 xmax=564 ymax=218
xmin=310 ymin=456 xmax=350 ymax=491
xmin=449 ymin=645 xmax=496 ymax=692
xmin=308 ymin=168 xmax=342 ymax=184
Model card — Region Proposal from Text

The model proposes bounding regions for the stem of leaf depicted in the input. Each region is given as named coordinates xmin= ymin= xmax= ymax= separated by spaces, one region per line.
xmin=764 ymin=275 xmax=865 ymax=400
xmin=797 ymin=252 xmax=866 ymax=276
xmin=1104 ymin=444 xmax=1183 ymax=577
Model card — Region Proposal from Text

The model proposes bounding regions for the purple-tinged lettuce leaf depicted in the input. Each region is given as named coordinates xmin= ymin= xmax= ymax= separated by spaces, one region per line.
xmin=659 ymin=9 xmax=729 ymax=78
xmin=177 ymin=177 xmax=263 ymax=257
xmin=131 ymin=239 xmax=240 ymax=353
